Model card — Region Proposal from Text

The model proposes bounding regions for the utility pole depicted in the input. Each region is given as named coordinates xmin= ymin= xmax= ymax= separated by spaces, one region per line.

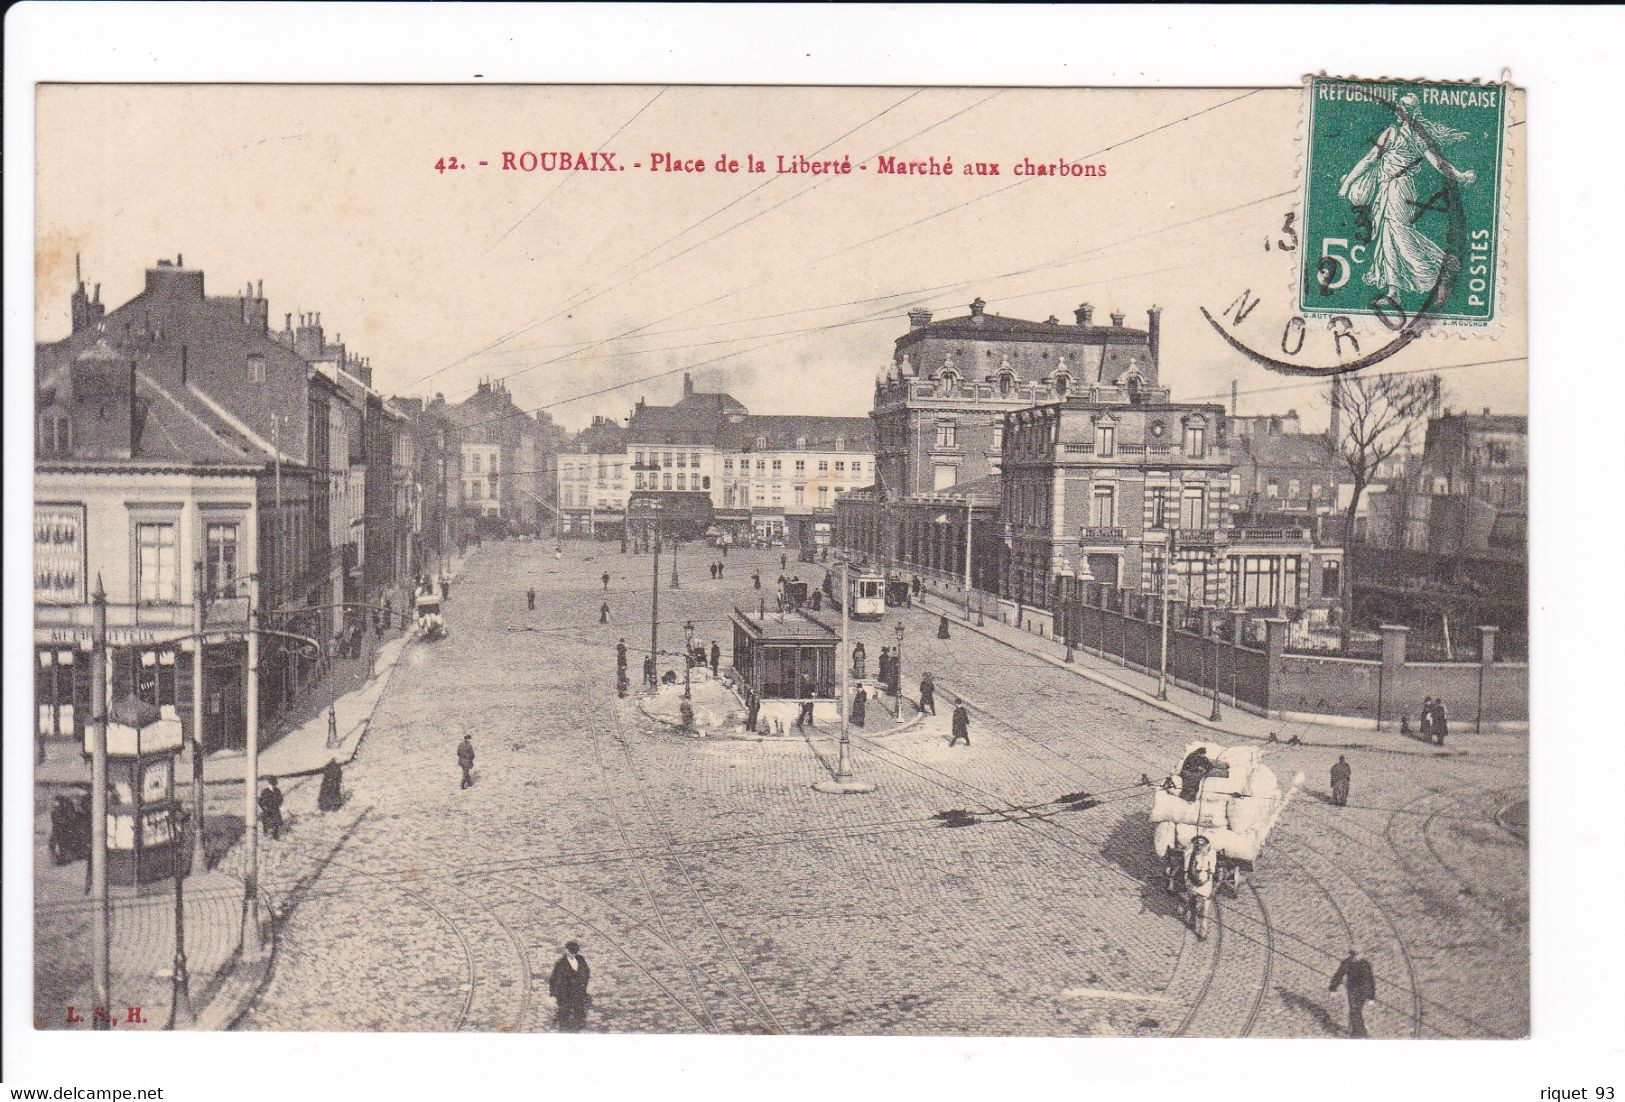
xmin=649 ymin=534 xmax=661 ymax=686
xmin=816 ymin=561 xmax=876 ymax=795
xmin=191 ymin=562 xmax=208 ymax=872
xmin=1210 ymin=605 xmax=1224 ymax=721
xmin=669 ymin=528 xmax=679 ymax=589
xmin=90 ymin=577 xmax=111 ymax=1029
xmin=241 ymin=573 xmax=263 ymax=960
xmin=1157 ymin=530 xmax=1176 ymax=701
xmin=166 ymin=798 xmax=195 ymax=1029
xmin=962 ymin=506 xmax=974 ymax=620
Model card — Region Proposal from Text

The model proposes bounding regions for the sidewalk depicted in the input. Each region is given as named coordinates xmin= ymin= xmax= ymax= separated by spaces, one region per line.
xmin=32 ymin=550 xmax=475 ymax=1030
xmin=911 ymin=580 xmax=1506 ymax=759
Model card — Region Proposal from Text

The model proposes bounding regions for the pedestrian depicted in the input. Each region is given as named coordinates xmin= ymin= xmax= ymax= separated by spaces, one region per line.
xmin=949 ymin=700 xmax=970 ymax=746
xmin=1330 ymin=947 xmax=1376 ymax=1037
xmin=602 ymin=571 xmax=610 ymax=591
xmin=717 ymin=561 xmax=724 ymax=578
xmin=440 ymin=577 xmax=450 ymax=601
xmin=527 ymin=587 xmax=536 ymax=610
xmin=1330 ymin=755 xmax=1352 ymax=807
xmin=709 ymin=562 xmax=717 ymax=580
xmin=709 ymin=641 xmax=721 ymax=676
xmin=919 ymin=672 xmax=936 ymax=715
xmin=938 ymin=614 xmax=951 ymax=640
xmin=852 ymin=642 xmax=867 ymax=681
xmin=600 ymin=601 xmax=610 ymax=624
xmin=383 ymin=596 xmax=393 ymax=630
xmin=851 ymin=685 xmax=867 ymax=728
xmin=349 ymin=621 xmax=364 ymax=660
xmin=1418 ymin=697 xmax=1435 ymax=743
xmin=795 ymin=674 xmax=816 ymax=730
xmin=877 ymin=646 xmax=891 ymax=689
xmin=617 ymin=639 xmax=628 ymax=672
xmin=745 ymin=690 xmax=760 ymax=733
xmin=318 ymin=758 xmax=344 ymax=812
xmin=617 ymin=669 xmax=630 ymax=698
xmin=1400 ymin=713 xmax=1411 ymax=739
xmin=752 ymin=570 xmax=761 ymax=590
xmin=373 ymin=609 xmax=383 ymax=638
xmin=811 ymin=590 xmax=822 ymax=611
xmin=1432 ymin=699 xmax=1449 ymax=746
xmin=643 ymin=653 xmax=656 ymax=688
xmin=781 ymin=552 xmax=788 ymax=572
xmin=548 ymin=940 xmax=591 ymax=1032
xmin=457 ymin=734 xmax=475 ymax=790
xmin=258 ymin=777 xmax=284 ymax=840
xmin=722 ymin=542 xmax=729 ymax=558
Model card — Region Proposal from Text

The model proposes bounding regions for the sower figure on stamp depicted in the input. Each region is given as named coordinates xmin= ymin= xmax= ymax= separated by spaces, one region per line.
xmin=457 ymin=734 xmax=475 ymax=790
xmin=1330 ymin=755 xmax=1352 ymax=807
xmin=549 ymin=940 xmax=591 ymax=1032
xmin=1330 ymin=947 xmax=1376 ymax=1038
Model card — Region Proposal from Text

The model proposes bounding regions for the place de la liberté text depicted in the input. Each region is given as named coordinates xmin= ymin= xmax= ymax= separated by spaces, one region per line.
xmin=433 ymin=150 xmax=1109 ymax=177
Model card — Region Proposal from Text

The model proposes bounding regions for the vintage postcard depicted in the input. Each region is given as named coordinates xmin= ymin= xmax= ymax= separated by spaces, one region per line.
xmin=26 ymin=77 xmax=1528 ymax=1047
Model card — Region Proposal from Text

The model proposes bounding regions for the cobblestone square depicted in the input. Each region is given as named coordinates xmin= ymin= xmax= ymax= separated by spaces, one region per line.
xmin=218 ymin=541 xmax=1529 ymax=1037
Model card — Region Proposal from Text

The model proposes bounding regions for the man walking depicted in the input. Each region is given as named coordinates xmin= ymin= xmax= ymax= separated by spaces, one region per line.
xmin=781 ymin=552 xmax=788 ymax=573
xmin=794 ymin=673 xmax=816 ymax=730
xmin=852 ymin=642 xmax=866 ymax=681
xmin=752 ymin=570 xmax=761 ymax=590
xmin=258 ymin=776 xmax=284 ymax=841
xmin=949 ymin=699 xmax=971 ymax=747
xmin=527 ymin=587 xmax=536 ymax=611
xmin=548 ymin=940 xmax=591 ymax=1032
xmin=457 ymin=734 xmax=475 ymax=790
xmin=938 ymin=614 xmax=951 ymax=640
xmin=1432 ymin=699 xmax=1449 ymax=746
xmin=643 ymin=653 xmax=656 ymax=689
xmin=919 ymin=672 xmax=937 ymax=715
xmin=617 ymin=638 xmax=628 ymax=676
xmin=709 ymin=641 xmax=721 ymax=676
xmin=1330 ymin=948 xmax=1376 ymax=1037
xmin=600 ymin=601 xmax=610 ymax=624
xmin=1330 ymin=755 xmax=1352 ymax=807
xmin=851 ymin=684 xmax=867 ymax=728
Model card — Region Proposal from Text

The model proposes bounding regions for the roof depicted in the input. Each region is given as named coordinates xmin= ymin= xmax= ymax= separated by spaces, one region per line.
xmin=914 ymin=473 xmax=1003 ymax=506
xmin=720 ymin=415 xmax=874 ymax=452
xmin=732 ymin=607 xmax=840 ymax=642
xmin=1238 ymin=430 xmax=1339 ymax=468
xmin=898 ymin=309 xmax=1152 ymax=349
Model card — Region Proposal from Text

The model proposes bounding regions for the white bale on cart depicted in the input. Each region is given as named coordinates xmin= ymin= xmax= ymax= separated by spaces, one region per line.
xmin=1150 ymin=742 xmax=1301 ymax=863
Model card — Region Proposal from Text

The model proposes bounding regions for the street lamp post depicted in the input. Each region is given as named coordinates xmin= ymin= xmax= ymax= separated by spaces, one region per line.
xmin=683 ymin=621 xmax=694 ymax=700
xmin=1157 ymin=530 xmax=1177 ymax=701
xmin=815 ymin=561 xmax=876 ymax=795
xmin=241 ymin=574 xmax=264 ymax=960
xmin=893 ymin=620 xmax=905 ymax=719
xmin=962 ymin=505 xmax=974 ymax=620
xmin=165 ymin=800 xmax=195 ymax=1030
xmin=1209 ymin=606 xmax=1224 ymax=722
xmin=90 ymin=577 xmax=111 ymax=1029
xmin=669 ymin=528 xmax=680 ymax=589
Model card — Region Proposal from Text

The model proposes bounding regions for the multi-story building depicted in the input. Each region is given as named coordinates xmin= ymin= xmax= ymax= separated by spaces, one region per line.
xmin=1230 ymin=410 xmax=1345 ymax=518
xmin=443 ymin=378 xmax=560 ymax=535
xmin=717 ymin=415 xmax=873 ymax=544
xmin=560 ymin=414 xmax=629 ymax=537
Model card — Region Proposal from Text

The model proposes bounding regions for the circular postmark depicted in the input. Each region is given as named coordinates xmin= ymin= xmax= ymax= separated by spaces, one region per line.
xmin=1201 ymin=81 xmax=1485 ymax=378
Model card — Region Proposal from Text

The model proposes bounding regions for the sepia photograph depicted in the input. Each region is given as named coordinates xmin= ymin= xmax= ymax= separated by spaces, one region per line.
xmin=5 ymin=5 xmax=1619 ymax=1099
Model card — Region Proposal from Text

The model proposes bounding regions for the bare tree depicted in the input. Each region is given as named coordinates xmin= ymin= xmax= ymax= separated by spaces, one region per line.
xmin=1328 ymin=372 xmax=1441 ymax=652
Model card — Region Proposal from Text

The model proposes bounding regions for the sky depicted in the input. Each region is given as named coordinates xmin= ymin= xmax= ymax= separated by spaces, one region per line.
xmin=35 ymin=84 xmax=1527 ymax=434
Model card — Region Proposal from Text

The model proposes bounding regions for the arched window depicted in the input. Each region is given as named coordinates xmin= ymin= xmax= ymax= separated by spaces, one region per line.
xmin=939 ymin=369 xmax=959 ymax=396
xmin=997 ymin=370 xmax=1015 ymax=397
xmin=1052 ymin=371 xmax=1071 ymax=398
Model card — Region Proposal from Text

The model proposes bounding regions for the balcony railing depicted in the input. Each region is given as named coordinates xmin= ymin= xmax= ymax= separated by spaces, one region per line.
xmin=1234 ymin=527 xmax=1311 ymax=542
xmin=1079 ymin=526 xmax=1127 ymax=542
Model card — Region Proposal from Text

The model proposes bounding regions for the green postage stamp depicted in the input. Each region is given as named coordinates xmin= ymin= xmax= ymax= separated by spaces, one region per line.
xmin=1300 ymin=76 xmax=1508 ymax=328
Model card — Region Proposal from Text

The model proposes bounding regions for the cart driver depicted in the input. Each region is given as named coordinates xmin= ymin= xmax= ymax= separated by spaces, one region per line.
xmin=1185 ymin=835 xmax=1218 ymax=901
xmin=1179 ymin=746 xmax=1216 ymax=801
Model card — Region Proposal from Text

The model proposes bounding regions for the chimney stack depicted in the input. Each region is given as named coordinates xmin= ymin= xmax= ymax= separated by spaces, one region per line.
xmin=1110 ymin=310 xmax=1125 ymax=327
xmin=907 ymin=307 xmax=933 ymax=330
xmin=683 ymin=372 xmax=694 ymax=397
xmin=1074 ymin=303 xmax=1094 ymax=326
xmin=1147 ymin=305 xmax=1162 ymax=370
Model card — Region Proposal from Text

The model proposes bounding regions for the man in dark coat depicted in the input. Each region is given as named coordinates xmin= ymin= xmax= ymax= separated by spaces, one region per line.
xmin=949 ymin=700 xmax=971 ymax=746
xmin=258 ymin=777 xmax=284 ymax=840
xmin=527 ymin=587 xmax=536 ymax=610
xmin=794 ymin=674 xmax=816 ymax=730
xmin=1418 ymin=697 xmax=1435 ymax=742
xmin=601 ymin=571 xmax=611 ymax=591
xmin=643 ymin=653 xmax=656 ymax=689
xmin=919 ymin=672 xmax=937 ymax=716
xmin=1330 ymin=755 xmax=1352 ymax=807
xmin=877 ymin=646 xmax=891 ymax=689
xmin=1179 ymin=746 xmax=1216 ymax=801
xmin=599 ymin=601 xmax=610 ymax=624
xmin=549 ymin=941 xmax=591 ymax=1032
xmin=752 ymin=570 xmax=761 ymax=590
xmin=318 ymin=759 xmax=344 ymax=812
xmin=852 ymin=642 xmax=867 ymax=681
xmin=851 ymin=685 xmax=867 ymax=728
xmin=617 ymin=639 xmax=628 ymax=674
xmin=1330 ymin=948 xmax=1376 ymax=1037
xmin=383 ymin=596 xmax=393 ymax=630
xmin=709 ymin=641 xmax=721 ymax=676
xmin=441 ymin=577 xmax=450 ymax=601
xmin=938 ymin=614 xmax=951 ymax=640
xmin=457 ymin=734 xmax=475 ymax=790
xmin=1432 ymin=700 xmax=1449 ymax=746
xmin=781 ymin=552 xmax=788 ymax=572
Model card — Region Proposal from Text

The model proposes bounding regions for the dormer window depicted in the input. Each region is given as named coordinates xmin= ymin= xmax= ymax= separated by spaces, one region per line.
xmin=939 ymin=369 xmax=959 ymax=396
xmin=756 ymin=435 xmax=767 ymax=450
xmin=247 ymin=354 xmax=266 ymax=384
xmin=997 ymin=370 xmax=1015 ymax=397
xmin=1053 ymin=371 xmax=1071 ymax=398
xmin=1183 ymin=418 xmax=1207 ymax=459
xmin=795 ymin=435 xmax=807 ymax=449
xmin=834 ymin=434 xmax=845 ymax=451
